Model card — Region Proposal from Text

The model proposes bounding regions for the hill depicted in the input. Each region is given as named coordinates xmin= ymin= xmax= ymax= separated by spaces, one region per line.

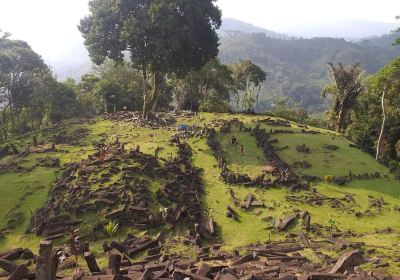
xmin=277 ymin=19 xmax=398 ymax=40
xmin=0 ymin=113 xmax=399 ymax=275
xmin=219 ymin=33 xmax=400 ymax=112
xmin=219 ymin=18 xmax=288 ymax=38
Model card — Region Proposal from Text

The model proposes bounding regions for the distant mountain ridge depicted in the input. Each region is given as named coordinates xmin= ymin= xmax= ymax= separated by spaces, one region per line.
xmin=219 ymin=18 xmax=288 ymax=38
xmin=218 ymin=32 xmax=400 ymax=113
xmin=278 ymin=19 xmax=398 ymax=40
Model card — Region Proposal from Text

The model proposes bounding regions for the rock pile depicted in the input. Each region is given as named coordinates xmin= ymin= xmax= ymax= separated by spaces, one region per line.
xmin=104 ymin=111 xmax=177 ymax=128
xmin=0 ymin=144 xmax=19 ymax=158
xmin=204 ymin=121 xmax=308 ymax=189
xmin=333 ymin=172 xmax=382 ymax=186
xmin=259 ymin=118 xmax=292 ymax=127
xmin=206 ymin=125 xmax=264 ymax=187
xmin=296 ymin=144 xmax=310 ymax=154
xmin=252 ymin=125 xmax=308 ymax=189
xmin=53 ymin=128 xmax=90 ymax=146
xmin=2 ymin=233 xmax=396 ymax=280
xmin=30 ymin=140 xmax=205 ymax=241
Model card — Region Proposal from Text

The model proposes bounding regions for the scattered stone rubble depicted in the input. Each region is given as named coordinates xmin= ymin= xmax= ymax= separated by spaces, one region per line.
xmin=259 ymin=118 xmax=292 ymax=127
xmin=251 ymin=125 xmax=308 ymax=189
xmin=0 ymin=144 xmax=19 ymax=158
xmin=322 ymin=145 xmax=340 ymax=152
xmin=1 ymin=232 xmax=398 ymax=280
xmin=53 ymin=128 xmax=90 ymax=146
xmin=206 ymin=122 xmax=264 ymax=187
xmin=0 ymin=162 xmax=32 ymax=175
xmin=29 ymin=139 xmax=206 ymax=241
xmin=333 ymin=172 xmax=382 ymax=186
xmin=104 ymin=111 xmax=179 ymax=128
xmin=205 ymin=120 xmax=307 ymax=189
xmin=292 ymin=161 xmax=312 ymax=169
xmin=296 ymin=145 xmax=310 ymax=154
xmin=286 ymin=189 xmax=348 ymax=210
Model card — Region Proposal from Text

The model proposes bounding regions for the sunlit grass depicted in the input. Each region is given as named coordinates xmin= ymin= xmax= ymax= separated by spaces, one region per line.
xmin=0 ymin=113 xmax=399 ymax=275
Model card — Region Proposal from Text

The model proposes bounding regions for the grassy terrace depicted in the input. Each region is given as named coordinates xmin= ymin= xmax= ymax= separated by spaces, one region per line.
xmin=0 ymin=113 xmax=399 ymax=272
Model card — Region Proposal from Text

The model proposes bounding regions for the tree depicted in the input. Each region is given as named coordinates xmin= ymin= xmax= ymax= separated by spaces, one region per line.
xmin=93 ymin=61 xmax=144 ymax=113
xmin=322 ymin=63 xmax=365 ymax=132
xmin=171 ymin=59 xmax=234 ymax=112
xmin=75 ymin=74 xmax=103 ymax=116
xmin=230 ymin=60 xmax=266 ymax=112
xmin=79 ymin=0 xmax=222 ymax=118
xmin=368 ymin=58 xmax=400 ymax=161
xmin=0 ymin=34 xmax=48 ymax=133
xmin=394 ymin=16 xmax=400 ymax=46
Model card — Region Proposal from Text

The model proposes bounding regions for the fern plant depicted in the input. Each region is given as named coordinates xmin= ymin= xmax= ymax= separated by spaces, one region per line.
xmin=328 ymin=218 xmax=339 ymax=233
xmin=159 ymin=207 xmax=169 ymax=222
xmin=104 ymin=220 xmax=119 ymax=237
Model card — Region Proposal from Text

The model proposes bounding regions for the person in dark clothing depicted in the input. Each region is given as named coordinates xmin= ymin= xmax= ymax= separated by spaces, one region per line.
xmin=231 ymin=136 xmax=238 ymax=146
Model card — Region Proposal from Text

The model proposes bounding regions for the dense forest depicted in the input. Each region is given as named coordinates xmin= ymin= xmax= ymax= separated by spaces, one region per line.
xmin=219 ymin=32 xmax=400 ymax=112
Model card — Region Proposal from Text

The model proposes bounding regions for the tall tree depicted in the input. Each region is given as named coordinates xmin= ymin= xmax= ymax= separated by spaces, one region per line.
xmin=0 ymin=33 xmax=48 ymax=133
xmin=322 ymin=63 xmax=364 ymax=132
xmin=79 ymin=0 xmax=222 ymax=118
xmin=93 ymin=61 xmax=144 ymax=113
xmin=368 ymin=58 xmax=400 ymax=161
xmin=172 ymin=59 xmax=234 ymax=112
xmin=230 ymin=60 xmax=266 ymax=112
xmin=394 ymin=15 xmax=400 ymax=46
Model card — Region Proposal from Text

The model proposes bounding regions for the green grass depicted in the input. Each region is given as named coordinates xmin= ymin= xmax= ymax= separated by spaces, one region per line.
xmin=0 ymin=113 xmax=399 ymax=273
xmin=0 ymin=167 xmax=57 ymax=250
xmin=269 ymin=132 xmax=392 ymax=179
xmin=216 ymin=127 xmax=266 ymax=178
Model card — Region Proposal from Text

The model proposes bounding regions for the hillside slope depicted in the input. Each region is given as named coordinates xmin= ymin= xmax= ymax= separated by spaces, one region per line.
xmin=0 ymin=113 xmax=399 ymax=273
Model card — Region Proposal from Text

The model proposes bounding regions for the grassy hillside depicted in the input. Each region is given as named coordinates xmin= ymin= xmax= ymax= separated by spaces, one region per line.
xmin=0 ymin=113 xmax=399 ymax=272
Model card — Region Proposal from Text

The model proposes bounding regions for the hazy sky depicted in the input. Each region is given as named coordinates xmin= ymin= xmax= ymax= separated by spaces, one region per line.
xmin=0 ymin=0 xmax=399 ymax=61
xmin=218 ymin=0 xmax=399 ymax=29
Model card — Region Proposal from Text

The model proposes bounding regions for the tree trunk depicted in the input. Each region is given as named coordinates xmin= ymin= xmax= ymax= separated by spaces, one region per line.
xmin=142 ymin=66 xmax=149 ymax=119
xmin=1 ymin=110 xmax=8 ymax=140
xmin=9 ymin=104 xmax=15 ymax=133
xmin=336 ymin=105 xmax=345 ymax=132
xmin=29 ymin=107 xmax=34 ymax=131
xmin=150 ymin=72 xmax=160 ymax=113
xmin=235 ymin=93 xmax=240 ymax=111
xmin=376 ymin=90 xmax=386 ymax=161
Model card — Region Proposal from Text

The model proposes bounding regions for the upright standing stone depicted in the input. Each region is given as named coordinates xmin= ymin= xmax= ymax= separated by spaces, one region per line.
xmin=35 ymin=241 xmax=58 ymax=280
xmin=108 ymin=254 xmax=121 ymax=275
xmin=8 ymin=264 xmax=28 ymax=280
xmin=84 ymin=252 xmax=101 ymax=273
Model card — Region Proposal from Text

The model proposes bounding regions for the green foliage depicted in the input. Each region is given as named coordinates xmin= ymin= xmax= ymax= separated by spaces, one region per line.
xmin=103 ymin=220 xmax=119 ymax=237
xmin=219 ymin=33 xmax=399 ymax=113
xmin=159 ymin=207 xmax=168 ymax=222
xmin=229 ymin=60 xmax=266 ymax=112
xmin=328 ymin=218 xmax=339 ymax=232
xmin=93 ymin=62 xmax=144 ymax=113
xmin=322 ymin=63 xmax=365 ymax=132
xmin=171 ymin=59 xmax=233 ymax=112
xmin=0 ymin=113 xmax=400 ymax=273
xmin=394 ymin=16 xmax=400 ymax=46
xmin=348 ymin=57 xmax=400 ymax=163
xmin=0 ymin=35 xmax=81 ymax=137
xmin=79 ymin=0 xmax=222 ymax=117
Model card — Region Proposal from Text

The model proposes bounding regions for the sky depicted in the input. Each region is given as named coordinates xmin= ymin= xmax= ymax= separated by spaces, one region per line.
xmin=0 ymin=0 xmax=399 ymax=61
xmin=218 ymin=0 xmax=400 ymax=30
